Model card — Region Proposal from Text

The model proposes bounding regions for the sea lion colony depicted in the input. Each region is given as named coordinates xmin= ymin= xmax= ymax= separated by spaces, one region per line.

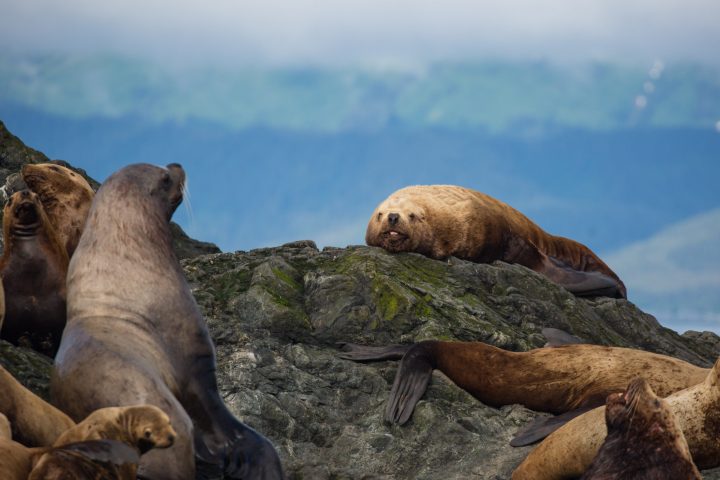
xmin=0 ymin=164 xmax=712 ymax=478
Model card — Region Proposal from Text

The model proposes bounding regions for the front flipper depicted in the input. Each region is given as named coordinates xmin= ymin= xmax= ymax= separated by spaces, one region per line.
xmin=61 ymin=439 xmax=140 ymax=465
xmin=337 ymin=343 xmax=413 ymax=361
xmin=185 ymin=357 xmax=284 ymax=480
xmin=385 ymin=344 xmax=435 ymax=425
xmin=510 ymin=407 xmax=594 ymax=447
xmin=503 ymin=235 xmax=624 ymax=298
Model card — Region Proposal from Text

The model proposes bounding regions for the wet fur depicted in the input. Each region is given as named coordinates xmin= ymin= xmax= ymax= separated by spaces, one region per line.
xmin=51 ymin=164 xmax=283 ymax=480
xmin=366 ymin=185 xmax=626 ymax=298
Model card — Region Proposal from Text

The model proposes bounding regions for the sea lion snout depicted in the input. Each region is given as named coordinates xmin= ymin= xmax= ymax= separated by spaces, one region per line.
xmin=388 ymin=213 xmax=400 ymax=226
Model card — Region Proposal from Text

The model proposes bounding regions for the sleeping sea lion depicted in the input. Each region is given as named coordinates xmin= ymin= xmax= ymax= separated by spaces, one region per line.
xmin=0 ymin=190 xmax=69 ymax=356
xmin=339 ymin=340 xmax=708 ymax=444
xmin=366 ymin=185 xmax=626 ymax=298
xmin=52 ymin=163 xmax=283 ymax=480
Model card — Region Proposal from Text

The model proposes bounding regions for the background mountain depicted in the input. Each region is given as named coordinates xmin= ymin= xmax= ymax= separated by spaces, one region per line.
xmin=1 ymin=54 xmax=718 ymax=334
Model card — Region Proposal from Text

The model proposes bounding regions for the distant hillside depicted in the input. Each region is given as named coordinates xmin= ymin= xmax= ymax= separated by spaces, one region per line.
xmin=1 ymin=54 xmax=719 ymax=133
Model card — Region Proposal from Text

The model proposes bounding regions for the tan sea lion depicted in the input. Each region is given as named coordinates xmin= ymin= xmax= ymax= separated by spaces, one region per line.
xmin=512 ymin=357 xmax=720 ymax=479
xmin=30 ymin=405 xmax=176 ymax=480
xmin=52 ymin=163 xmax=283 ymax=480
xmin=0 ymin=364 xmax=75 ymax=447
xmin=339 ymin=341 xmax=708 ymax=443
xmin=580 ymin=377 xmax=701 ymax=480
xmin=0 ymin=190 xmax=69 ymax=356
xmin=22 ymin=162 xmax=95 ymax=258
xmin=366 ymin=185 xmax=626 ymax=298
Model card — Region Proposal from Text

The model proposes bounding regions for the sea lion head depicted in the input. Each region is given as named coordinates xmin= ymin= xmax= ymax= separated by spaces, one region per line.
xmin=3 ymin=190 xmax=48 ymax=237
xmin=98 ymin=163 xmax=185 ymax=222
xmin=605 ymin=377 xmax=684 ymax=448
xmin=22 ymin=163 xmax=94 ymax=208
xmin=120 ymin=405 xmax=176 ymax=454
xmin=366 ymin=193 xmax=432 ymax=253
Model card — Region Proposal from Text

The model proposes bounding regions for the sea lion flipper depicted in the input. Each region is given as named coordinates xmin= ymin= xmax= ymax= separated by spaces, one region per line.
xmin=541 ymin=256 xmax=623 ymax=298
xmin=510 ymin=407 xmax=594 ymax=447
xmin=337 ymin=343 xmax=413 ymax=361
xmin=385 ymin=344 xmax=434 ymax=425
xmin=60 ymin=439 xmax=140 ymax=465
xmin=541 ymin=327 xmax=585 ymax=347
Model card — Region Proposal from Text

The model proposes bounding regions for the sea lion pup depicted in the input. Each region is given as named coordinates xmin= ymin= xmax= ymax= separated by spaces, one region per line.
xmin=52 ymin=163 xmax=284 ymax=480
xmin=512 ymin=357 xmax=720 ymax=479
xmin=0 ymin=189 xmax=68 ymax=355
xmin=30 ymin=405 xmax=176 ymax=480
xmin=338 ymin=341 xmax=708 ymax=442
xmin=22 ymin=162 xmax=95 ymax=258
xmin=366 ymin=185 xmax=626 ymax=298
xmin=0 ymin=364 xmax=75 ymax=446
xmin=580 ymin=378 xmax=701 ymax=480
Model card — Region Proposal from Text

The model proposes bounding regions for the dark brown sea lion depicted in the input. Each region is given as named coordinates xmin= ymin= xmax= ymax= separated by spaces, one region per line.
xmin=366 ymin=185 xmax=626 ymax=298
xmin=0 ymin=189 xmax=68 ymax=355
xmin=339 ymin=341 xmax=707 ymax=443
xmin=0 ymin=364 xmax=75 ymax=447
xmin=512 ymin=357 xmax=720 ymax=479
xmin=52 ymin=163 xmax=283 ymax=480
xmin=22 ymin=162 xmax=95 ymax=258
xmin=580 ymin=377 xmax=701 ymax=480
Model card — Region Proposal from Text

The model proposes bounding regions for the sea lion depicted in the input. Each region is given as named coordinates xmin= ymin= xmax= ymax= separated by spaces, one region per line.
xmin=52 ymin=163 xmax=284 ymax=480
xmin=22 ymin=162 xmax=95 ymax=258
xmin=512 ymin=357 xmax=720 ymax=479
xmin=0 ymin=189 xmax=69 ymax=356
xmin=30 ymin=405 xmax=176 ymax=480
xmin=366 ymin=185 xmax=626 ymax=298
xmin=580 ymin=377 xmax=701 ymax=480
xmin=339 ymin=341 xmax=708 ymax=443
xmin=0 ymin=364 xmax=75 ymax=446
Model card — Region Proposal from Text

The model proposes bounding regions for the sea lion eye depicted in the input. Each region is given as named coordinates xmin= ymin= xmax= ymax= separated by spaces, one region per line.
xmin=161 ymin=173 xmax=171 ymax=189
xmin=409 ymin=213 xmax=416 ymax=221
xmin=377 ymin=212 xmax=382 ymax=221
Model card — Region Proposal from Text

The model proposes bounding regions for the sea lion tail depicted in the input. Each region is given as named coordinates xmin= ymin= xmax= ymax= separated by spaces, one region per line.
xmin=337 ymin=343 xmax=413 ymax=361
xmin=385 ymin=343 xmax=435 ymax=425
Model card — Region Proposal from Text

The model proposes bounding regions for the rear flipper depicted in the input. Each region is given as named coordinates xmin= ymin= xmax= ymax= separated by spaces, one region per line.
xmin=337 ymin=343 xmax=413 ymax=361
xmin=385 ymin=343 xmax=435 ymax=425
xmin=503 ymin=235 xmax=625 ymax=299
xmin=510 ymin=407 xmax=594 ymax=447
xmin=541 ymin=327 xmax=585 ymax=347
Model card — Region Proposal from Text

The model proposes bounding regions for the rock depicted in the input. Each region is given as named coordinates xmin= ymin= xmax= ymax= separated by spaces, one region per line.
xmin=0 ymin=120 xmax=219 ymax=258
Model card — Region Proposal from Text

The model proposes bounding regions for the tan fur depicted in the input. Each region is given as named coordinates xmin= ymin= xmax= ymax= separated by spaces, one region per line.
xmin=0 ymin=365 xmax=75 ymax=447
xmin=54 ymin=405 xmax=176 ymax=449
xmin=366 ymin=185 xmax=625 ymax=295
xmin=0 ymin=437 xmax=39 ymax=480
xmin=512 ymin=357 xmax=720 ymax=479
xmin=22 ymin=162 xmax=95 ymax=258
xmin=0 ymin=413 xmax=11 ymax=440
xmin=430 ymin=341 xmax=708 ymax=413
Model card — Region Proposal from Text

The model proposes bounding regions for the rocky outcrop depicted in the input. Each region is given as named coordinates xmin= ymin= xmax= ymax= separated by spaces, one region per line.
xmin=0 ymin=120 xmax=219 ymax=258
xmin=3 ymin=240 xmax=719 ymax=478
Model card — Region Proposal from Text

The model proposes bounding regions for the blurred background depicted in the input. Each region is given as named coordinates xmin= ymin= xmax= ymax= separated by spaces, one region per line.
xmin=0 ymin=0 xmax=718 ymax=333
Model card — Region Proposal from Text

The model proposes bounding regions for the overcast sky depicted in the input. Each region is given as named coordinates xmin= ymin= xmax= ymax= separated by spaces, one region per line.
xmin=2 ymin=0 xmax=719 ymax=67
